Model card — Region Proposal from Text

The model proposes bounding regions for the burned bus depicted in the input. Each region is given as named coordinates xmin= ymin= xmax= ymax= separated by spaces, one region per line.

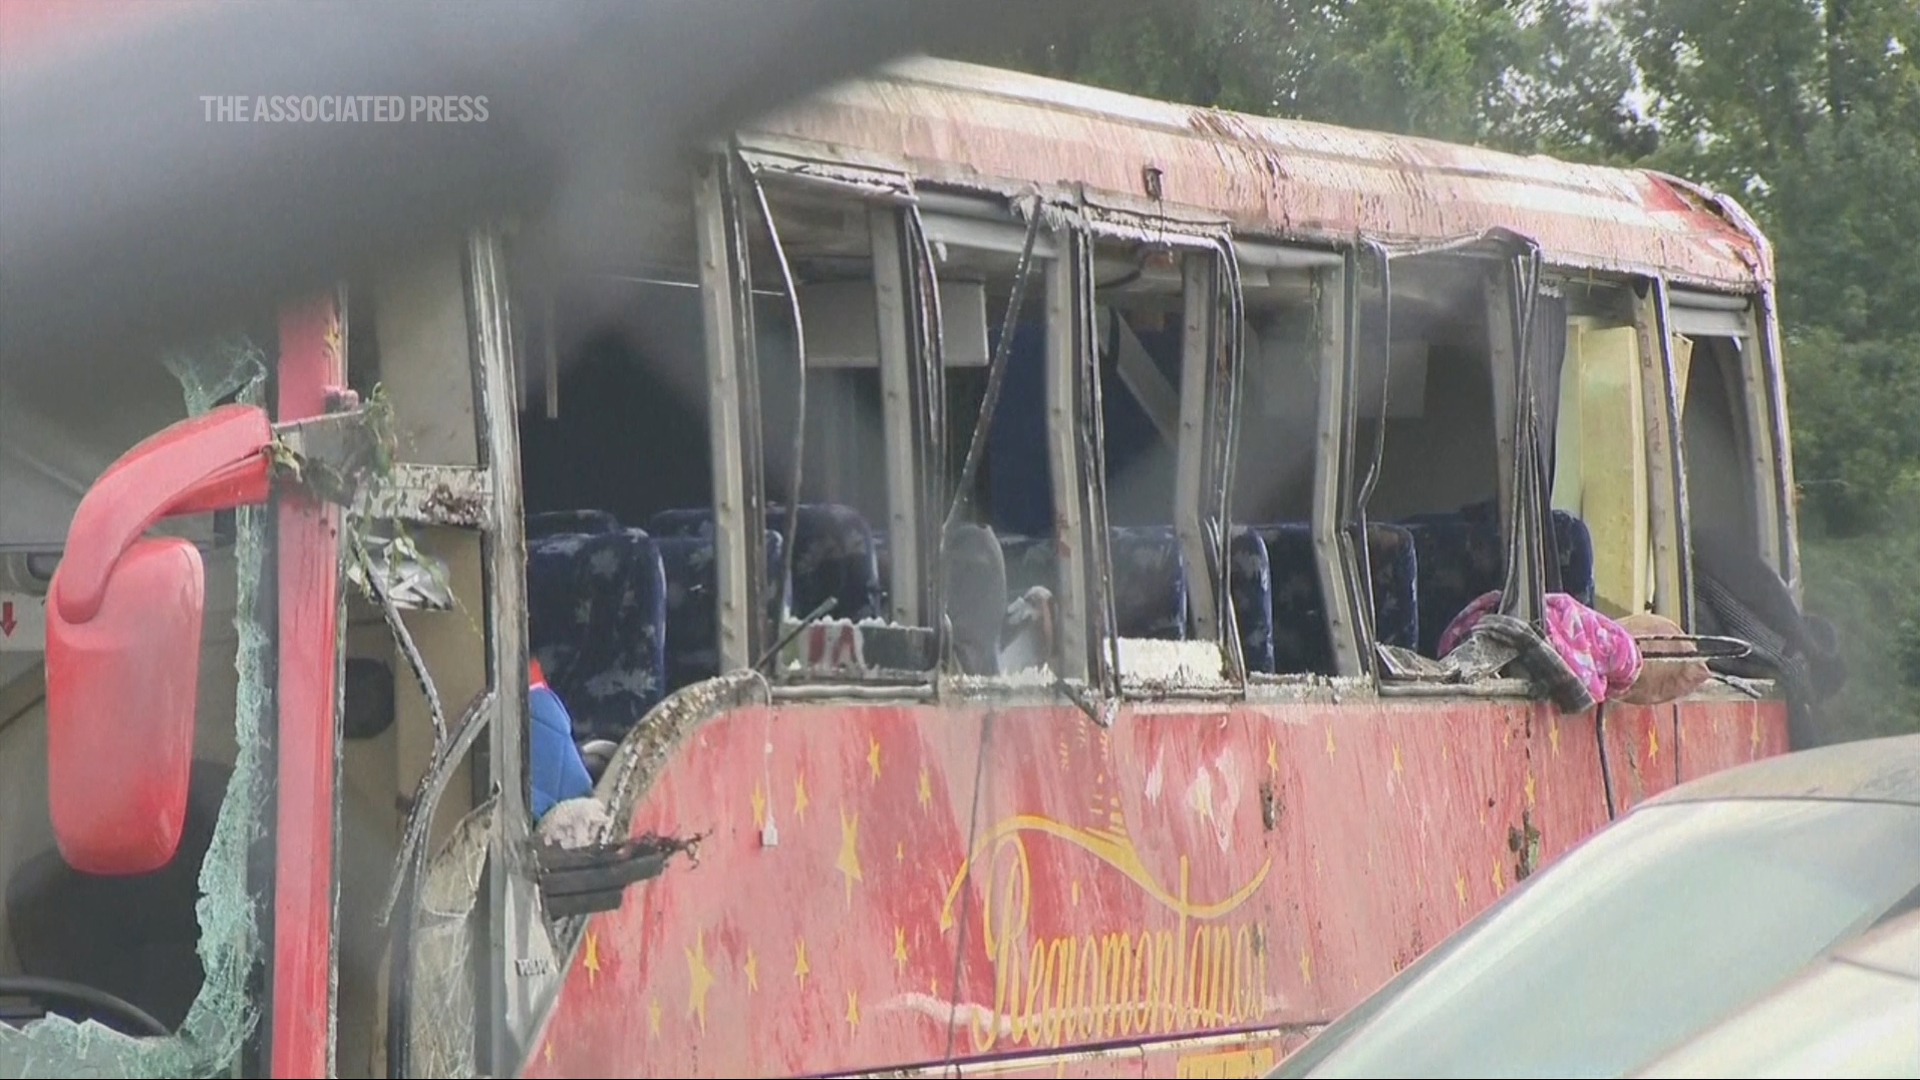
xmin=2 ymin=51 xmax=1819 ymax=1080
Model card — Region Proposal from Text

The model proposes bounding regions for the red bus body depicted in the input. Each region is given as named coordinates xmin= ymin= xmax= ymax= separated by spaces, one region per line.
xmin=520 ymin=696 xmax=1785 ymax=1077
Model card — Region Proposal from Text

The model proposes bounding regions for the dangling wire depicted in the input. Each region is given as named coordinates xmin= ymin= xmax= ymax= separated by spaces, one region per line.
xmin=744 ymin=160 xmax=807 ymax=626
xmin=907 ymin=203 xmax=950 ymax=625
xmin=1499 ymin=237 xmax=1549 ymax=629
xmin=1076 ymin=228 xmax=1123 ymax=693
xmin=943 ymin=192 xmax=1045 ymax=535
xmin=1211 ymin=236 xmax=1249 ymax=677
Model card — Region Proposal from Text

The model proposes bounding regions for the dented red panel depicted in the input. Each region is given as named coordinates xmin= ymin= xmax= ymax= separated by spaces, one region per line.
xmin=514 ymin=692 xmax=1784 ymax=1078
xmin=747 ymin=59 xmax=1767 ymax=291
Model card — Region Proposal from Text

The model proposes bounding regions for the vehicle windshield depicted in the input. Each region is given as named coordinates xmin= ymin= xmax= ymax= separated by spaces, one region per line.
xmin=1268 ymin=797 xmax=1920 ymax=1079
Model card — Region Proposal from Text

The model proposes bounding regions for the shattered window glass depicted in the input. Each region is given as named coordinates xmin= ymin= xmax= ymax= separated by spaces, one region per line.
xmin=0 ymin=338 xmax=272 ymax=1078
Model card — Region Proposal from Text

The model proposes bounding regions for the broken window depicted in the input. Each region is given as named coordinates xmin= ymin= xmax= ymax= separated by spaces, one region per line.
xmin=741 ymin=168 xmax=945 ymax=681
xmin=0 ymin=337 xmax=272 ymax=1077
xmin=1082 ymin=232 xmax=1241 ymax=692
xmin=922 ymin=196 xmax=1066 ymax=683
xmin=1669 ymin=290 xmax=1788 ymax=582
xmin=1550 ymin=280 xmax=1663 ymax=621
xmin=1356 ymin=250 xmax=1521 ymax=662
xmin=1231 ymin=245 xmax=1357 ymax=678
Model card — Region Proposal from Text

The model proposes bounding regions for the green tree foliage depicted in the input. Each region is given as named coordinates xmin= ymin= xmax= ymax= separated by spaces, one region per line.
xmin=951 ymin=0 xmax=1920 ymax=740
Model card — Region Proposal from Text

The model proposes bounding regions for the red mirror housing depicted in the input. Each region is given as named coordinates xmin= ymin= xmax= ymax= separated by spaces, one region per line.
xmin=45 ymin=403 xmax=274 ymax=875
xmin=46 ymin=537 xmax=205 ymax=874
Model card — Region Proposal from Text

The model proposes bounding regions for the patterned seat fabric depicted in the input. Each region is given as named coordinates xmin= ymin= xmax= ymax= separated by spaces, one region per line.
xmin=653 ymin=529 xmax=786 ymax=692
xmin=527 ymin=509 xmax=620 ymax=539
xmin=526 ymin=527 xmax=668 ymax=742
xmin=1109 ymin=526 xmax=1188 ymax=640
xmin=1257 ymin=522 xmax=1420 ymax=675
xmin=651 ymin=503 xmax=882 ymax=623
xmin=1397 ymin=501 xmax=1595 ymax=657
xmin=1229 ymin=529 xmax=1275 ymax=674
xmin=999 ymin=534 xmax=1060 ymax=598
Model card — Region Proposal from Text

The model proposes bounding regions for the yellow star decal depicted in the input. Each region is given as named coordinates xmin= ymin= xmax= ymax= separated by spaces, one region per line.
xmin=846 ymin=989 xmax=862 ymax=1031
xmin=867 ymin=735 xmax=883 ymax=781
xmin=751 ymin=785 xmax=767 ymax=829
xmin=1647 ymin=724 xmax=1660 ymax=761
xmin=837 ymin=809 xmax=864 ymax=902
xmin=544 ymin=1041 xmax=554 ymax=1064
xmin=745 ymin=947 xmax=759 ymax=992
xmin=1324 ymin=724 xmax=1337 ymax=758
xmin=583 ymin=930 xmax=602 ymax=985
xmin=1549 ymin=717 xmax=1562 ymax=757
xmin=1071 ymin=880 xmax=1081 ymax=906
xmin=1391 ymin=743 xmax=1403 ymax=776
xmin=917 ymin=766 xmax=933 ymax=808
xmin=893 ymin=926 xmax=909 ymax=970
xmin=1267 ymin=738 xmax=1278 ymax=773
xmin=1492 ymin=858 xmax=1505 ymax=892
xmin=794 ymin=939 xmax=811 ymax=986
xmin=1299 ymin=948 xmax=1313 ymax=984
xmin=323 ymin=315 xmax=343 ymax=360
xmin=648 ymin=997 xmax=662 ymax=1037
xmin=1524 ymin=770 xmax=1537 ymax=808
xmin=1455 ymin=872 xmax=1467 ymax=906
xmin=686 ymin=932 xmax=715 ymax=1030
xmin=794 ymin=773 xmax=810 ymax=820
xmin=895 ymin=840 xmax=904 ymax=862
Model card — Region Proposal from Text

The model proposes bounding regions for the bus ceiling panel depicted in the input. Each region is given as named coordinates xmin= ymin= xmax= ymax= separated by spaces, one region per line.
xmin=1233 ymin=242 xmax=1346 ymax=271
xmin=799 ymin=280 xmax=989 ymax=369
xmin=1668 ymin=288 xmax=1753 ymax=339
xmin=919 ymin=212 xmax=1060 ymax=260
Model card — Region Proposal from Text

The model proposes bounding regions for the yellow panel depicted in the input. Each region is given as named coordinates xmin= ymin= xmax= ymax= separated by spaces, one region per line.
xmin=1551 ymin=327 xmax=1586 ymax=515
xmin=1555 ymin=324 xmax=1649 ymax=617
xmin=1672 ymin=334 xmax=1695 ymax=414
xmin=1176 ymin=1047 xmax=1279 ymax=1079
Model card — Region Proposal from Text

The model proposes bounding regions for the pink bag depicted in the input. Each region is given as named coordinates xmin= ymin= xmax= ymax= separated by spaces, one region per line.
xmin=1439 ymin=591 xmax=1644 ymax=703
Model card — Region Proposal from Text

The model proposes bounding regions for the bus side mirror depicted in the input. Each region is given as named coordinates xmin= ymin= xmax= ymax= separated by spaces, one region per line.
xmin=47 ymin=538 xmax=206 ymax=874
xmin=46 ymin=404 xmax=273 ymax=875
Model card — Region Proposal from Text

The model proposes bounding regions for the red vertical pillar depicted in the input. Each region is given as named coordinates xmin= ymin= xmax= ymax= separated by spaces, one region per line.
xmin=271 ymin=294 xmax=345 ymax=1078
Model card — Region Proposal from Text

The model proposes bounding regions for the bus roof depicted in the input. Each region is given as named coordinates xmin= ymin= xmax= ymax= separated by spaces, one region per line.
xmin=748 ymin=57 xmax=1769 ymax=292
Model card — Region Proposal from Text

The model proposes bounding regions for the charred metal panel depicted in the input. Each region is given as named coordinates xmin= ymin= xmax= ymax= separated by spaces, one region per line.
xmin=355 ymin=462 xmax=494 ymax=530
xmin=746 ymin=59 xmax=1767 ymax=292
